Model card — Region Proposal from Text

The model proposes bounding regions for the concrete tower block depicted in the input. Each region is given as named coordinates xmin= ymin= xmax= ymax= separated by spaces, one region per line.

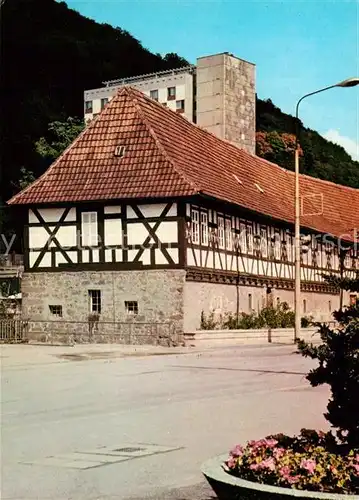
xmin=196 ymin=52 xmax=256 ymax=155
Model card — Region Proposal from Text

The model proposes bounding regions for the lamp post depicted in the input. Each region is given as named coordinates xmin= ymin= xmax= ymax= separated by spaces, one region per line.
xmin=294 ymin=77 xmax=359 ymax=342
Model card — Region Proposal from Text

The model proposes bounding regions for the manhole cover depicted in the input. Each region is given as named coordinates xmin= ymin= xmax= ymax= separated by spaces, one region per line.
xmin=114 ymin=447 xmax=145 ymax=453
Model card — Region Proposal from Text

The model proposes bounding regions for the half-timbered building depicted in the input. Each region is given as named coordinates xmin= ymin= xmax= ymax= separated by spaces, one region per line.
xmin=8 ymin=87 xmax=359 ymax=336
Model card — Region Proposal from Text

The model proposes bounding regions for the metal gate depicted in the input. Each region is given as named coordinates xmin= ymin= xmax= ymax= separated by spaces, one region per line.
xmin=0 ymin=319 xmax=28 ymax=343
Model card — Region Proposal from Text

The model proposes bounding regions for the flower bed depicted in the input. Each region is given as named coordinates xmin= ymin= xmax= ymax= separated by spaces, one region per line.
xmin=224 ymin=429 xmax=359 ymax=495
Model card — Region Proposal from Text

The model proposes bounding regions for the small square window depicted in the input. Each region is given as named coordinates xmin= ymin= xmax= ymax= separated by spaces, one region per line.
xmin=85 ymin=100 xmax=93 ymax=113
xmin=167 ymin=87 xmax=176 ymax=100
xmin=150 ymin=89 xmax=159 ymax=101
xmin=101 ymin=98 xmax=108 ymax=109
xmin=49 ymin=305 xmax=62 ymax=317
xmin=176 ymin=99 xmax=185 ymax=112
xmin=89 ymin=290 xmax=101 ymax=314
xmin=125 ymin=301 xmax=138 ymax=315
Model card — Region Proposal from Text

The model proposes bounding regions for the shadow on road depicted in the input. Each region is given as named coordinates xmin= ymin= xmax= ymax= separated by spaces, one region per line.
xmin=171 ymin=365 xmax=306 ymax=376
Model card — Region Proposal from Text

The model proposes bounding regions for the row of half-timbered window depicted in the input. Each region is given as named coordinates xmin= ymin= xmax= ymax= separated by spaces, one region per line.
xmin=200 ymin=212 xmax=209 ymax=245
xmin=82 ymin=212 xmax=98 ymax=246
xmin=191 ymin=208 xmax=200 ymax=244
xmin=217 ymin=216 xmax=225 ymax=248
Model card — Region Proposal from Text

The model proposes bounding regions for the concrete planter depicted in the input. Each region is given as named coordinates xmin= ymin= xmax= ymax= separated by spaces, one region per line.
xmin=201 ymin=454 xmax=359 ymax=500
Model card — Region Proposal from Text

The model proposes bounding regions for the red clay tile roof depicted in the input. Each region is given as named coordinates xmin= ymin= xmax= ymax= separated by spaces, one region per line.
xmin=8 ymin=87 xmax=359 ymax=242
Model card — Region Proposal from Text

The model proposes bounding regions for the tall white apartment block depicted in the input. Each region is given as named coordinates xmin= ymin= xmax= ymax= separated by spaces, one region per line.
xmin=84 ymin=52 xmax=256 ymax=154
xmin=84 ymin=65 xmax=196 ymax=122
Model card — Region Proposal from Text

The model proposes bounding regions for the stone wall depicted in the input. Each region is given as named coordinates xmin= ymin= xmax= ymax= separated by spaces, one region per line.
xmin=22 ymin=269 xmax=186 ymax=344
xmin=183 ymin=281 xmax=344 ymax=332
xmin=223 ymin=54 xmax=256 ymax=154
xmin=196 ymin=52 xmax=256 ymax=154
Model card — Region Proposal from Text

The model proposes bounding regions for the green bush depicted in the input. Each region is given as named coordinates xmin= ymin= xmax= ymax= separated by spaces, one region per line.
xmin=297 ymin=276 xmax=359 ymax=449
xmin=201 ymin=302 xmax=314 ymax=330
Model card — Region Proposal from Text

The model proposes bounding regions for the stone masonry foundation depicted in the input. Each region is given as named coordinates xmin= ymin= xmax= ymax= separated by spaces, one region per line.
xmin=22 ymin=269 xmax=186 ymax=345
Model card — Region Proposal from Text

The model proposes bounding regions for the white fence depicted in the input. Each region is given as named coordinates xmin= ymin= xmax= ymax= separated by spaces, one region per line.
xmin=184 ymin=327 xmax=320 ymax=347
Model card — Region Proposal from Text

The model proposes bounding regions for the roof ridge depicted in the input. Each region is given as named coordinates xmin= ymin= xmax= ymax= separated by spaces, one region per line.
xmin=124 ymin=87 xmax=358 ymax=195
xmin=7 ymin=114 xmax=102 ymax=205
xmin=125 ymin=87 xmax=201 ymax=194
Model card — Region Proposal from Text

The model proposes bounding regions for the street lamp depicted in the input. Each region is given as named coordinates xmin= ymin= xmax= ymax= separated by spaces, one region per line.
xmin=294 ymin=77 xmax=359 ymax=342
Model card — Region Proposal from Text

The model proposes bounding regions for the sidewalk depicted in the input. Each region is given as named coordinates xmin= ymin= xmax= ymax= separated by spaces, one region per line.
xmin=0 ymin=343 xmax=196 ymax=368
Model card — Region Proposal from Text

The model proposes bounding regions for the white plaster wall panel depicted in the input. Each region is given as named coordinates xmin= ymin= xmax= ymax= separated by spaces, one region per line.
xmin=56 ymin=251 xmax=78 ymax=266
xmin=154 ymin=221 xmax=178 ymax=243
xmin=64 ymin=208 xmax=76 ymax=222
xmin=37 ymin=252 xmax=51 ymax=268
xmin=105 ymin=249 xmax=112 ymax=262
xmin=187 ymin=250 xmax=196 ymax=267
xmin=29 ymin=227 xmax=50 ymax=249
xmin=193 ymin=249 xmax=201 ymax=267
xmin=92 ymin=99 xmax=101 ymax=114
xmin=214 ymin=253 xmax=222 ymax=270
xmin=158 ymin=88 xmax=167 ymax=102
xmin=29 ymin=251 xmax=40 ymax=268
xmin=127 ymin=248 xmax=150 ymax=265
xmin=104 ymin=206 xmax=122 ymax=214
xmin=201 ymin=251 xmax=210 ymax=267
xmin=127 ymin=203 xmax=177 ymax=219
xmin=155 ymin=248 xmax=179 ymax=265
xmin=167 ymin=101 xmax=176 ymax=112
xmin=105 ymin=219 xmax=122 ymax=246
xmin=92 ymin=249 xmax=99 ymax=263
xmin=115 ymin=249 xmax=122 ymax=261
xmin=127 ymin=249 xmax=138 ymax=262
xmin=175 ymin=84 xmax=186 ymax=100
xmin=29 ymin=207 xmax=65 ymax=223
xmin=127 ymin=224 xmax=154 ymax=246
xmin=56 ymin=226 xmax=77 ymax=247
xmin=186 ymin=204 xmax=191 ymax=217
xmin=82 ymin=250 xmax=90 ymax=263
xmin=167 ymin=247 xmax=179 ymax=264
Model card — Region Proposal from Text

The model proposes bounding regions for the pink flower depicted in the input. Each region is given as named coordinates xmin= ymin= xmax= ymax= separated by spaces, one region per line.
xmin=273 ymin=447 xmax=286 ymax=459
xmin=287 ymin=475 xmax=301 ymax=484
xmin=260 ymin=457 xmax=276 ymax=471
xmin=300 ymin=459 xmax=316 ymax=474
xmin=226 ymin=456 xmax=237 ymax=469
xmin=279 ymin=466 xmax=291 ymax=478
xmin=250 ymin=463 xmax=261 ymax=471
xmin=230 ymin=444 xmax=244 ymax=457
xmin=264 ymin=438 xmax=278 ymax=448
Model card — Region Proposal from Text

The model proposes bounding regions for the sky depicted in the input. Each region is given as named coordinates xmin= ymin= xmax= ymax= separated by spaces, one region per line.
xmin=66 ymin=0 xmax=359 ymax=160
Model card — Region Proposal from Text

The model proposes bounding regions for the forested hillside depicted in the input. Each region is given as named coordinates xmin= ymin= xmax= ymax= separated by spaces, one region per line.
xmin=256 ymin=99 xmax=359 ymax=187
xmin=0 ymin=0 xmax=188 ymax=236
xmin=0 ymin=0 xmax=357 ymax=246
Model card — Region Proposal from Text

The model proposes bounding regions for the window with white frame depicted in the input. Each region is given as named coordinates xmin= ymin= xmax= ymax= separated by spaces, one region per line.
xmin=225 ymin=219 xmax=232 ymax=250
xmin=246 ymin=225 xmax=253 ymax=254
xmin=81 ymin=211 xmax=98 ymax=247
xmin=274 ymin=232 xmax=281 ymax=260
xmin=239 ymin=223 xmax=247 ymax=252
xmin=85 ymin=100 xmax=93 ymax=113
xmin=176 ymin=99 xmax=185 ymax=112
xmin=217 ymin=216 xmax=225 ymax=249
xmin=191 ymin=208 xmax=199 ymax=244
xmin=260 ymin=227 xmax=268 ymax=257
xmin=200 ymin=212 xmax=208 ymax=245
xmin=101 ymin=97 xmax=108 ymax=110
xmin=167 ymin=87 xmax=176 ymax=100
xmin=150 ymin=89 xmax=159 ymax=101
xmin=88 ymin=290 xmax=101 ymax=314
xmin=286 ymin=232 xmax=293 ymax=261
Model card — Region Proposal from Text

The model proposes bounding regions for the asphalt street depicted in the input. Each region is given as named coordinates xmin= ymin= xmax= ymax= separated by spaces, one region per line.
xmin=1 ymin=343 xmax=329 ymax=499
